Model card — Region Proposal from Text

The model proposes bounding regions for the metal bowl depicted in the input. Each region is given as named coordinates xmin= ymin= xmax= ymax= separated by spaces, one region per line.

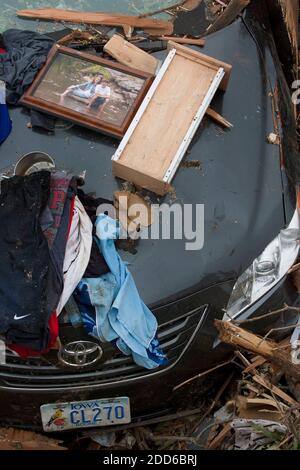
xmin=14 ymin=151 xmax=55 ymax=176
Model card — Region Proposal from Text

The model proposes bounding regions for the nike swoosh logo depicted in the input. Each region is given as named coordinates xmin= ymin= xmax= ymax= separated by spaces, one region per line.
xmin=14 ymin=314 xmax=31 ymax=321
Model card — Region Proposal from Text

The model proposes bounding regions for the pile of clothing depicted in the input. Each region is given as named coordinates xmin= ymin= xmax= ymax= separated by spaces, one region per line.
xmin=0 ymin=28 xmax=62 ymax=136
xmin=0 ymin=29 xmax=167 ymax=369
xmin=0 ymin=170 xmax=167 ymax=369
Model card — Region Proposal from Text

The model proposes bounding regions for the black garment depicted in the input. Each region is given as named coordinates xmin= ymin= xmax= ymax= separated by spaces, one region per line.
xmin=77 ymin=189 xmax=112 ymax=278
xmin=84 ymin=242 xmax=110 ymax=278
xmin=0 ymin=171 xmax=56 ymax=350
xmin=30 ymin=109 xmax=56 ymax=132
xmin=0 ymin=29 xmax=54 ymax=104
xmin=0 ymin=35 xmax=5 ymax=50
xmin=77 ymin=189 xmax=112 ymax=223
xmin=90 ymin=96 xmax=106 ymax=110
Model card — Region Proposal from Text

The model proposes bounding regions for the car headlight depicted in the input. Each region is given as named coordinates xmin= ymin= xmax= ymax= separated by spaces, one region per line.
xmin=223 ymin=209 xmax=300 ymax=321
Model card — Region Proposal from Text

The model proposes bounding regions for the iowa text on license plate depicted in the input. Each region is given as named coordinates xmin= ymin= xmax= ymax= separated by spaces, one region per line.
xmin=40 ymin=397 xmax=131 ymax=432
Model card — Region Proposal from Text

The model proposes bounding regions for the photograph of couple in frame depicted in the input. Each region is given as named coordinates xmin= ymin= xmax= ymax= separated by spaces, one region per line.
xmin=21 ymin=44 xmax=154 ymax=139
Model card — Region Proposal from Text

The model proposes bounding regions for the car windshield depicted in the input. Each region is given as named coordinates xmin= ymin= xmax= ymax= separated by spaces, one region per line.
xmin=0 ymin=0 xmax=182 ymax=32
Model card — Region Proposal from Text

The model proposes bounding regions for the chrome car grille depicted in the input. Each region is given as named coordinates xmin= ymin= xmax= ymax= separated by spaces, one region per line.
xmin=0 ymin=305 xmax=208 ymax=389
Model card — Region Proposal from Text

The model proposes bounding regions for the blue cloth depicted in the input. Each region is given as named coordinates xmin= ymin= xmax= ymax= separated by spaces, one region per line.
xmin=0 ymin=82 xmax=12 ymax=144
xmin=64 ymin=295 xmax=83 ymax=328
xmin=75 ymin=272 xmax=117 ymax=337
xmin=75 ymin=214 xmax=167 ymax=369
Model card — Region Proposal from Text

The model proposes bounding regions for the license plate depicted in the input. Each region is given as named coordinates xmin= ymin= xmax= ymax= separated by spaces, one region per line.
xmin=40 ymin=397 xmax=131 ymax=432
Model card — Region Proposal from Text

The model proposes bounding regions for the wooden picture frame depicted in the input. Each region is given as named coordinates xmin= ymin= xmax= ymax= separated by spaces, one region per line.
xmin=20 ymin=44 xmax=154 ymax=139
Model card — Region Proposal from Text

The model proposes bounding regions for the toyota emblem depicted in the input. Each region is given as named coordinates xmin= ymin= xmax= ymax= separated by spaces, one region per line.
xmin=58 ymin=341 xmax=103 ymax=368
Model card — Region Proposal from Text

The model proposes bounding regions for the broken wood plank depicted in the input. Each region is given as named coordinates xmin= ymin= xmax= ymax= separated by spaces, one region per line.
xmin=156 ymin=36 xmax=206 ymax=46
xmin=113 ymin=190 xmax=153 ymax=227
xmin=252 ymin=375 xmax=299 ymax=407
xmin=104 ymin=34 xmax=160 ymax=75
xmin=244 ymin=383 xmax=261 ymax=395
xmin=215 ymin=319 xmax=300 ymax=381
xmin=206 ymin=107 xmax=233 ymax=128
xmin=215 ymin=320 xmax=279 ymax=358
xmin=121 ymin=24 xmax=134 ymax=38
xmin=280 ymin=0 xmax=299 ymax=58
xmin=208 ymin=423 xmax=232 ymax=449
xmin=16 ymin=8 xmax=174 ymax=36
xmin=206 ymin=0 xmax=250 ymax=35
xmin=243 ymin=356 xmax=267 ymax=374
xmin=236 ymin=395 xmax=284 ymax=422
xmin=266 ymin=0 xmax=299 ymax=72
xmin=57 ymin=30 xmax=96 ymax=45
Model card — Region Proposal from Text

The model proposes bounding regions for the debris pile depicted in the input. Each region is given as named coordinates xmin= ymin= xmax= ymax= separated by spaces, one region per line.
xmin=204 ymin=319 xmax=300 ymax=450
xmin=0 ymin=0 xmax=299 ymax=450
xmin=73 ymin=301 xmax=300 ymax=450
xmin=0 ymin=427 xmax=66 ymax=450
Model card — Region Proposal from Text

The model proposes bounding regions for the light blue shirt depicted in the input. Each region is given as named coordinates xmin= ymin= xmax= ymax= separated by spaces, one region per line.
xmin=76 ymin=214 xmax=167 ymax=369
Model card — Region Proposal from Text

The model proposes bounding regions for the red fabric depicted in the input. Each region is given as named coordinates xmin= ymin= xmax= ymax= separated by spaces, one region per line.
xmin=7 ymin=195 xmax=77 ymax=358
xmin=0 ymin=48 xmax=6 ymax=54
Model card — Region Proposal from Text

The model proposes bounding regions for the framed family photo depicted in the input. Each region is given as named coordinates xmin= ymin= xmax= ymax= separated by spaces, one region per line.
xmin=20 ymin=45 xmax=154 ymax=138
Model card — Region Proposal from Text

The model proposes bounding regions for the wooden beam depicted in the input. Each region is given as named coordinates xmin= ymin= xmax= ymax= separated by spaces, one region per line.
xmin=215 ymin=319 xmax=300 ymax=381
xmin=57 ymin=30 xmax=95 ymax=45
xmin=265 ymin=0 xmax=299 ymax=84
xmin=267 ymin=0 xmax=299 ymax=59
xmin=156 ymin=36 xmax=206 ymax=46
xmin=252 ymin=375 xmax=298 ymax=406
xmin=16 ymin=8 xmax=174 ymax=36
xmin=208 ymin=423 xmax=232 ymax=450
xmin=206 ymin=107 xmax=233 ymax=128
xmin=280 ymin=0 xmax=299 ymax=56
xmin=104 ymin=34 xmax=159 ymax=75
xmin=206 ymin=0 xmax=251 ymax=35
xmin=215 ymin=319 xmax=279 ymax=357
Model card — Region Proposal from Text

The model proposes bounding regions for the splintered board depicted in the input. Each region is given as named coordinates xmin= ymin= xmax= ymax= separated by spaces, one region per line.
xmin=104 ymin=34 xmax=160 ymax=75
xmin=112 ymin=42 xmax=232 ymax=195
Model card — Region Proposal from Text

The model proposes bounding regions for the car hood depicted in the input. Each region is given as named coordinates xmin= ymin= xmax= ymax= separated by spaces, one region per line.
xmin=0 ymin=16 xmax=296 ymax=307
